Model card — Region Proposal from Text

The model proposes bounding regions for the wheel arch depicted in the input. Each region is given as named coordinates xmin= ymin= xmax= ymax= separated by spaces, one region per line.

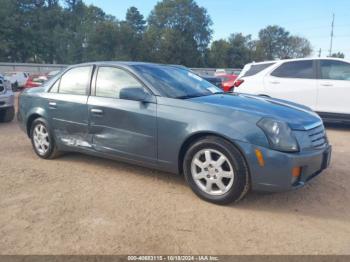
xmin=177 ymin=131 xmax=249 ymax=175
xmin=26 ymin=113 xmax=43 ymax=137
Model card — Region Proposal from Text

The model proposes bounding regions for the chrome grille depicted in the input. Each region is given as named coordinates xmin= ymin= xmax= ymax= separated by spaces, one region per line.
xmin=307 ymin=125 xmax=327 ymax=148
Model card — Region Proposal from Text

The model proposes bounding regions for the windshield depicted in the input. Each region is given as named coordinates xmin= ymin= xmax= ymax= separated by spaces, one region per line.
xmin=133 ymin=64 xmax=223 ymax=99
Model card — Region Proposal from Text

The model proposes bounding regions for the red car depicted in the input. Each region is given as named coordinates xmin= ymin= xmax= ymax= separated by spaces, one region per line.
xmin=219 ymin=74 xmax=238 ymax=92
xmin=24 ymin=74 xmax=48 ymax=89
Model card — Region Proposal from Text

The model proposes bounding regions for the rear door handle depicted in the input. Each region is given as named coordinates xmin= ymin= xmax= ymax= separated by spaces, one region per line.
xmin=91 ymin=108 xmax=104 ymax=115
xmin=49 ymin=101 xmax=57 ymax=108
xmin=269 ymin=81 xmax=280 ymax=84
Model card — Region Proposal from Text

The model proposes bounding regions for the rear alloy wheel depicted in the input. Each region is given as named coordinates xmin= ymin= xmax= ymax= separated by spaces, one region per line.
xmin=183 ymin=136 xmax=250 ymax=204
xmin=30 ymin=118 xmax=60 ymax=159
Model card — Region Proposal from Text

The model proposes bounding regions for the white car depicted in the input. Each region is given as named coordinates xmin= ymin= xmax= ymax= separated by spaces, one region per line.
xmin=4 ymin=71 xmax=29 ymax=90
xmin=234 ymin=58 xmax=350 ymax=123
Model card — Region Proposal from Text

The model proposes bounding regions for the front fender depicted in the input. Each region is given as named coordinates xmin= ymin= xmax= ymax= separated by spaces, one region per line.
xmin=156 ymin=98 xmax=269 ymax=173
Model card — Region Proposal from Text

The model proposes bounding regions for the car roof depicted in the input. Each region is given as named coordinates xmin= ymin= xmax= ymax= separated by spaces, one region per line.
xmin=71 ymin=61 xmax=166 ymax=68
xmin=245 ymin=57 xmax=350 ymax=66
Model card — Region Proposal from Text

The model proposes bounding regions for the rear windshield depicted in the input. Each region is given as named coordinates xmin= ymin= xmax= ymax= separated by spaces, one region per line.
xmin=242 ymin=63 xmax=275 ymax=77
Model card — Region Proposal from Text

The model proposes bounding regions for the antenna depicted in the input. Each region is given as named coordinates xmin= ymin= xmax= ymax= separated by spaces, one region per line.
xmin=329 ymin=13 xmax=335 ymax=57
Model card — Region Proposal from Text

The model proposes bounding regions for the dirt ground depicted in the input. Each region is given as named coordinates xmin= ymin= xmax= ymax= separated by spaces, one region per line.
xmin=0 ymin=116 xmax=350 ymax=255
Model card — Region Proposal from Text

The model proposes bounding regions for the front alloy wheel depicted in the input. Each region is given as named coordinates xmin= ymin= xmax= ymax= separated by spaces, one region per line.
xmin=191 ymin=149 xmax=234 ymax=196
xmin=183 ymin=136 xmax=250 ymax=204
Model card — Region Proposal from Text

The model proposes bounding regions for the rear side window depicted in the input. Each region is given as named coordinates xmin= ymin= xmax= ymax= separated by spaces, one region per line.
xmin=59 ymin=66 xmax=91 ymax=95
xmin=95 ymin=67 xmax=144 ymax=99
xmin=242 ymin=63 xmax=275 ymax=77
xmin=271 ymin=60 xmax=314 ymax=79
xmin=320 ymin=60 xmax=350 ymax=81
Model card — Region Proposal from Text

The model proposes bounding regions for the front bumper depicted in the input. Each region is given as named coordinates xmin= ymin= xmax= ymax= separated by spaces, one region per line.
xmin=236 ymin=141 xmax=332 ymax=192
xmin=0 ymin=92 xmax=15 ymax=109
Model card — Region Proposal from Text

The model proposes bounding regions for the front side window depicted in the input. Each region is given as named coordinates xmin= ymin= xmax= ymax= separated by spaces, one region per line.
xmin=320 ymin=60 xmax=350 ymax=81
xmin=271 ymin=60 xmax=314 ymax=79
xmin=95 ymin=67 xmax=144 ymax=99
xmin=59 ymin=66 xmax=91 ymax=95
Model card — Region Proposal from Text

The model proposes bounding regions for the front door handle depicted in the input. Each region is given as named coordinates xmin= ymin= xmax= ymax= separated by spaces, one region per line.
xmin=321 ymin=83 xmax=333 ymax=87
xmin=91 ymin=108 xmax=104 ymax=115
xmin=269 ymin=81 xmax=280 ymax=84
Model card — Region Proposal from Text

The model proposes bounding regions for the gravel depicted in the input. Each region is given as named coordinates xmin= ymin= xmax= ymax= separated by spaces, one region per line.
xmin=0 ymin=119 xmax=349 ymax=255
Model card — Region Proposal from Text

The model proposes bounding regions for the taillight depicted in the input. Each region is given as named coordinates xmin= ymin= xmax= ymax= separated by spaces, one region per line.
xmin=234 ymin=79 xmax=244 ymax=87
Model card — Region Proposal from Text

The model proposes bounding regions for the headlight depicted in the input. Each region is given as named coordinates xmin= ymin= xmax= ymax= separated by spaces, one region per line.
xmin=257 ymin=118 xmax=299 ymax=152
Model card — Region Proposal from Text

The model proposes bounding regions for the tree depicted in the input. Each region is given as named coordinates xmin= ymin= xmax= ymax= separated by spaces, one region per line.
xmin=121 ymin=7 xmax=147 ymax=60
xmin=0 ymin=1 xmax=319 ymax=66
xmin=258 ymin=25 xmax=290 ymax=60
xmin=145 ymin=0 xmax=212 ymax=66
xmin=282 ymin=36 xmax=312 ymax=59
xmin=207 ymin=40 xmax=231 ymax=68
xmin=207 ymin=34 xmax=254 ymax=68
xmin=257 ymin=25 xmax=312 ymax=60
xmin=330 ymin=52 xmax=345 ymax=58
xmin=226 ymin=33 xmax=253 ymax=68
xmin=126 ymin=6 xmax=146 ymax=35
xmin=85 ymin=20 xmax=120 ymax=61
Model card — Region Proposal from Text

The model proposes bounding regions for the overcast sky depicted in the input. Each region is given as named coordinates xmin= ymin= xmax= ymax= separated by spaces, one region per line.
xmin=84 ymin=0 xmax=350 ymax=58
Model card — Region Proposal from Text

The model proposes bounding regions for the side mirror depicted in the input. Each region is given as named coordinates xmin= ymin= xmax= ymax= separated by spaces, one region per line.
xmin=119 ymin=87 xmax=153 ymax=102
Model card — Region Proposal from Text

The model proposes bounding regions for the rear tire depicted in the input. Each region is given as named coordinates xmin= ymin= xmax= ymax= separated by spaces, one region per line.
xmin=0 ymin=107 xmax=15 ymax=123
xmin=183 ymin=136 xmax=250 ymax=205
xmin=30 ymin=117 xmax=60 ymax=159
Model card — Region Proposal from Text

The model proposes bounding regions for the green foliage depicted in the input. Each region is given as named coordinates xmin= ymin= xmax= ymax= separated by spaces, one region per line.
xmin=330 ymin=52 xmax=345 ymax=58
xmin=257 ymin=26 xmax=312 ymax=60
xmin=0 ymin=0 xmax=323 ymax=67
xmin=126 ymin=6 xmax=146 ymax=34
xmin=207 ymin=40 xmax=231 ymax=68
xmin=145 ymin=0 xmax=212 ymax=66
xmin=208 ymin=26 xmax=313 ymax=68
xmin=258 ymin=25 xmax=290 ymax=60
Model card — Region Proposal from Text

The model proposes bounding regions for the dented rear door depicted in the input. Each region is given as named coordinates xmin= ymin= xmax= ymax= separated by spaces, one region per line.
xmin=47 ymin=66 xmax=93 ymax=149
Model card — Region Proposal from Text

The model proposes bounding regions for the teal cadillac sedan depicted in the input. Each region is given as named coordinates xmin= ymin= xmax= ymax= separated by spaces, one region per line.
xmin=18 ymin=62 xmax=332 ymax=204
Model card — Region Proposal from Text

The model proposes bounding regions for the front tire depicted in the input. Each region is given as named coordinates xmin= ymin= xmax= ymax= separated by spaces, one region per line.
xmin=183 ymin=136 xmax=250 ymax=205
xmin=30 ymin=117 xmax=60 ymax=159
xmin=0 ymin=107 xmax=15 ymax=122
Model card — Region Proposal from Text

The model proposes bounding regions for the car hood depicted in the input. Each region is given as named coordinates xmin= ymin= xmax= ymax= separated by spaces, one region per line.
xmin=189 ymin=93 xmax=322 ymax=130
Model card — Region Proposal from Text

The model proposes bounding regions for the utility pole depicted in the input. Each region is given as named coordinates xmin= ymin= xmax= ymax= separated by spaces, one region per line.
xmin=318 ymin=48 xmax=322 ymax=57
xmin=329 ymin=13 xmax=335 ymax=57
